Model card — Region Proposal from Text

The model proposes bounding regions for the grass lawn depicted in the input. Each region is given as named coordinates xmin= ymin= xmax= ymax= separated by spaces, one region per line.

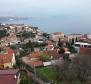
xmin=36 ymin=67 xmax=58 ymax=82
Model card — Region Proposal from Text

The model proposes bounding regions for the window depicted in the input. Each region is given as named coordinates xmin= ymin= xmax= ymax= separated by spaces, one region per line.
xmin=75 ymin=44 xmax=80 ymax=47
xmin=84 ymin=45 xmax=88 ymax=48
xmin=88 ymin=45 xmax=91 ymax=48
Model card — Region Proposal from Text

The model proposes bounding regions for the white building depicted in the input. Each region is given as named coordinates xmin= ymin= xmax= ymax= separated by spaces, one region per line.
xmin=87 ymin=34 xmax=91 ymax=39
xmin=67 ymin=34 xmax=83 ymax=41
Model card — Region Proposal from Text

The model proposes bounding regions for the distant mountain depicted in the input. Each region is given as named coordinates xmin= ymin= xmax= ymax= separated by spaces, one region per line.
xmin=0 ymin=16 xmax=33 ymax=21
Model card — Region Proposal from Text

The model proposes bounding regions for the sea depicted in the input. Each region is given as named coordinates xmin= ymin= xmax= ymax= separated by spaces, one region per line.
xmin=0 ymin=17 xmax=90 ymax=34
xmin=0 ymin=17 xmax=64 ymax=33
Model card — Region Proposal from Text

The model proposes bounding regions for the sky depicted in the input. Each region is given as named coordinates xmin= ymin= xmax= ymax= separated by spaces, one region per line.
xmin=0 ymin=0 xmax=91 ymax=33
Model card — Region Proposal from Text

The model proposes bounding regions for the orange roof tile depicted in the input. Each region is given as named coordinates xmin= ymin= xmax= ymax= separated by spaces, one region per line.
xmin=29 ymin=50 xmax=60 ymax=59
xmin=29 ymin=52 xmax=41 ymax=58
xmin=0 ymin=47 xmax=14 ymax=64
xmin=28 ymin=61 xmax=43 ymax=68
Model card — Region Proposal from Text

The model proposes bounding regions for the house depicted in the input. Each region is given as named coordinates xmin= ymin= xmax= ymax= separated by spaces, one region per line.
xmin=85 ymin=34 xmax=91 ymax=39
xmin=45 ymin=40 xmax=55 ymax=51
xmin=22 ymin=50 xmax=61 ymax=68
xmin=50 ymin=32 xmax=64 ymax=42
xmin=79 ymin=47 xmax=91 ymax=55
xmin=22 ymin=56 xmax=43 ymax=68
xmin=74 ymin=42 xmax=91 ymax=54
xmin=67 ymin=34 xmax=83 ymax=42
xmin=0 ymin=47 xmax=16 ymax=69
xmin=74 ymin=42 xmax=91 ymax=48
xmin=27 ymin=61 xmax=43 ymax=68
xmin=0 ymin=69 xmax=19 ymax=84
xmin=0 ymin=34 xmax=20 ymax=46
xmin=45 ymin=45 xmax=54 ymax=51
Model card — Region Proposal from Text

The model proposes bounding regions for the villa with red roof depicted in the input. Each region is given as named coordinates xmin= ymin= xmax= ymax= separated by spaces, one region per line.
xmin=22 ymin=50 xmax=61 ymax=68
xmin=0 ymin=47 xmax=16 ymax=69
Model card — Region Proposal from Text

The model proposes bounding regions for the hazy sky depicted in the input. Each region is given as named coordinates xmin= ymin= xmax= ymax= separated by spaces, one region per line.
xmin=0 ymin=0 xmax=91 ymax=33
xmin=0 ymin=0 xmax=90 ymax=16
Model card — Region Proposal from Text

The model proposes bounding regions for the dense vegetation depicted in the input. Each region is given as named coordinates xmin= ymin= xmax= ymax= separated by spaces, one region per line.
xmin=0 ymin=29 xmax=9 ymax=38
xmin=40 ymin=54 xmax=50 ymax=62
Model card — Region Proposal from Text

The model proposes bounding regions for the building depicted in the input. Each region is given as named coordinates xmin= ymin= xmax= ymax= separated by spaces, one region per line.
xmin=86 ymin=34 xmax=91 ymax=39
xmin=67 ymin=34 xmax=83 ymax=41
xmin=0 ymin=69 xmax=19 ymax=84
xmin=22 ymin=50 xmax=61 ymax=68
xmin=50 ymin=32 xmax=64 ymax=42
xmin=79 ymin=47 xmax=91 ymax=55
xmin=74 ymin=42 xmax=91 ymax=48
xmin=45 ymin=45 xmax=54 ymax=51
xmin=0 ymin=34 xmax=20 ymax=46
xmin=0 ymin=47 xmax=16 ymax=69
xmin=74 ymin=42 xmax=91 ymax=54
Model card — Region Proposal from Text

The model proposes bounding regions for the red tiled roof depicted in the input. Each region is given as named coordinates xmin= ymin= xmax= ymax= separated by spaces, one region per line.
xmin=43 ymin=50 xmax=61 ymax=58
xmin=22 ymin=50 xmax=61 ymax=68
xmin=0 ymin=47 xmax=14 ymax=64
xmin=0 ymin=69 xmax=19 ymax=84
xmin=0 ymin=75 xmax=17 ymax=84
xmin=28 ymin=61 xmax=43 ymax=68
xmin=0 ymin=69 xmax=19 ymax=75
xmin=29 ymin=50 xmax=60 ymax=59
xmin=29 ymin=52 xmax=41 ymax=58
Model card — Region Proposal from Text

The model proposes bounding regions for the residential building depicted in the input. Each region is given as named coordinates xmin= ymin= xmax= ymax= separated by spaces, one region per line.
xmin=79 ymin=47 xmax=91 ymax=55
xmin=50 ymin=32 xmax=64 ymax=42
xmin=0 ymin=47 xmax=16 ymax=69
xmin=74 ymin=42 xmax=91 ymax=54
xmin=0 ymin=34 xmax=20 ymax=46
xmin=0 ymin=69 xmax=19 ymax=84
xmin=74 ymin=42 xmax=91 ymax=48
xmin=45 ymin=45 xmax=54 ymax=51
xmin=22 ymin=50 xmax=61 ymax=68
xmin=86 ymin=34 xmax=91 ymax=39
xmin=67 ymin=34 xmax=83 ymax=41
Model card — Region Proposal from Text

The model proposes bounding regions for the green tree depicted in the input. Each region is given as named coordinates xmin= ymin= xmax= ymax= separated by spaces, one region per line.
xmin=26 ymin=40 xmax=34 ymax=51
xmin=0 ymin=29 xmax=8 ymax=38
xmin=40 ymin=54 xmax=50 ymax=62
xmin=59 ymin=47 xmax=65 ymax=54
xmin=42 ymin=32 xmax=49 ymax=38
xmin=76 ymin=37 xmax=78 ymax=42
xmin=71 ymin=38 xmax=75 ymax=45
xmin=66 ymin=42 xmax=77 ymax=53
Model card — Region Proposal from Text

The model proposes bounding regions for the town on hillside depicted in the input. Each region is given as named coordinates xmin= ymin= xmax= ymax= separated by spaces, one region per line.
xmin=0 ymin=23 xmax=91 ymax=84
